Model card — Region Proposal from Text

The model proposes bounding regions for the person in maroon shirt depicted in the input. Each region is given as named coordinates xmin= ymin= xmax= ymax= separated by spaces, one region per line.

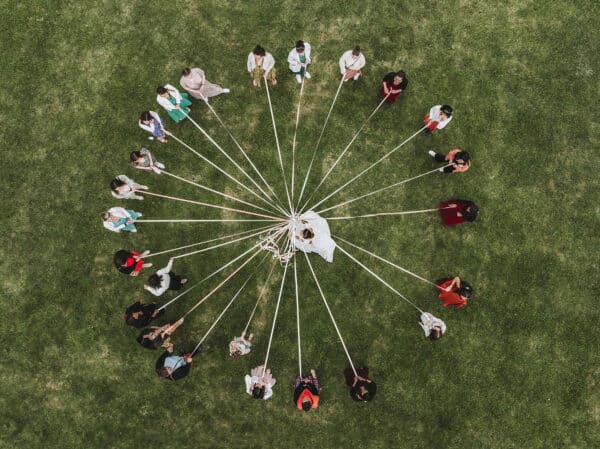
xmin=380 ymin=70 xmax=408 ymax=104
xmin=439 ymin=199 xmax=479 ymax=226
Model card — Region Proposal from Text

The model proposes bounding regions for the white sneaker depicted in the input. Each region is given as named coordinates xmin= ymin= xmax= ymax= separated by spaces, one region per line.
xmin=353 ymin=73 xmax=360 ymax=80
xmin=148 ymin=136 xmax=155 ymax=140
xmin=438 ymin=167 xmax=445 ymax=173
xmin=304 ymin=72 xmax=311 ymax=79
xmin=223 ymin=88 xmax=230 ymax=93
xmin=295 ymin=74 xmax=302 ymax=83
xmin=428 ymin=150 xmax=436 ymax=157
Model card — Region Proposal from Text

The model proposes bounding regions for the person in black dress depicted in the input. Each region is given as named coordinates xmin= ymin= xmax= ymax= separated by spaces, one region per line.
xmin=344 ymin=367 xmax=377 ymax=401
xmin=123 ymin=300 xmax=164 ymax=327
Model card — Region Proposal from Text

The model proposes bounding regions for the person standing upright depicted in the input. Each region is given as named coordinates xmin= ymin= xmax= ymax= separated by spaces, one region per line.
xmin=288 ymin=40 xmax=312 ymax=84
xmin=339 ymin=46 xmax=366 ymax=81
xmin=247 ymin=45 xmax=277 ymax=87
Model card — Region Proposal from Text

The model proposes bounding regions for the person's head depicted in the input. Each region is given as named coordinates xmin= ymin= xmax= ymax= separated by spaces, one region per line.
xmin=156 ymin=86 xmax=169 ymax=97
xmin=301 ymin=398 xmax=312 ymax=411
xmin=140 ymin=111 xmax=153 ymax=124
xmin=429 ymin=326 xmax=443 ymax=340
xmin=148 ymin=274 xmax=162 ymax=288
xmin=454 ymin=151 xmax=470 ymax=165
xmin=302 ymin=228 xmax=314 ymax=239
xmin=113 ymin=250 xmax=130 ymax=267
xmin=361 ymin=392 xmax=372 ymax=402
xmin=101 ymin=211 xmax=111 ymax=222
xmin=457 ymin=281 xmax=473 ymax=299
xmin=295 ymin=40 xmax=305 ymax=53
xmin=252 ymin=385 xmax=265 ymax=399
xmin=253 ymin=45 xmax=266 ymax=56
xmin=181 ymin=68 xmax=191 ymax=77
xmin=130 ymin=151 xmax=143 ymax=164
xmin=440 ymin=105 xmax=453 ymax=120
xmin=394 ymin=70 xmax=406 ymax=84
xmin=352 ymin=46 xmax=361 ymax=56
xmin=110 ymin=178 xmax=125 ymax=192
xmin=464 ymin=203 xmax=479 ymax=221
xmin=157 ymin=366 xmax=172 ymax=378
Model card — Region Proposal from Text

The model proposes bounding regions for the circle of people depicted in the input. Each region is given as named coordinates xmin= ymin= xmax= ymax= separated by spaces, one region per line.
xmin=102 ymin=40 xmax=479 ymax=410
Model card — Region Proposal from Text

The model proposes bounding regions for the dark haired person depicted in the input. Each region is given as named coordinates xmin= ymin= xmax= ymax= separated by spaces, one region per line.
xmin=110 ymin=175 xmax=148 ymax=200
xmin=288 ymin=40 xmax=312 ymax=84
xmin=130 ymin=148 xmax=165 ymax=175
xmin=156 ymin=84 xmax=192 ymax=123
xmin=138 ymin=110 xmax=168 ymax=143
xmin=339 ymin=46 xmax=366 ymax=82
xmin=293 ymin=369 xmax=321 ymax=411
xmin=423 ymin=104 xmax=453 ymax=133
xmin=439 ymin=199 xmax=479 ymax=226
xmin=155 ymin=348 xmax=197 ymax=381
xmin=380 ymin=70 xmax=408 ymax=104
xmin=247 ymin=45 xmax=277 ymax=87
xmin=113 ymin=249 xmax=151 ymax=277
xmin=428 ymin=149 xmax=471 ymax=173
xmin=179 ymin=67 xmax=229 ymax=101
xmin=244 ymin=365 xmax=277 ymax=400
xmin=123 ymin=300 xmax=164 ymax=328
xmin=143 ymin=257 xmax=188 ymax=297
xmin=229 ymin=331 xmax=253 ymax=357
xmin=101 ymin=207 xmax=141 ymax=233
xmin=435 ymin=276 xmax=473 ymax=309
xmin=137 ymin=318 xmax=184 ymax=351
xmin=344 ymin=367 xmax=377 ymax=402
xmin=419 ymin=312 xmax=446 ymax=340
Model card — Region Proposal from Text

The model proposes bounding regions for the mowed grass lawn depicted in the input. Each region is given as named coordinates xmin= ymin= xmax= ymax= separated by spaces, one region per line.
xmin=1 ymin=1 xmax=599 ymax=448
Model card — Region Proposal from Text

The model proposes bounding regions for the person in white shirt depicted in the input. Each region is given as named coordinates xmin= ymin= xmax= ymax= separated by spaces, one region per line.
xmin=110 ymin=175 xmax=148 ymax=200
xmin=288 ymin=40 xmax=312 ymax=84
xmin=138 ymin=111 xmax=169 ymax=143
xmin=419 ymin=312 xmax=447 ymax=340
xmin=179 ymin=67 xmax=230 ymax=101
xmin=130 ymin=148 xmax=165 ymax=175
xmin=144 ymin=258 xmax=188 ymax=297
xmin=247 ymin=45 xmax=277 ymax=87
xmin=339 ymin=46 xmax=366 ymax=81
xmin=292 ymin=211 xmax=336 ymax=263
xmin=245 ymin=365 xmax=276 ymax=400
xmin=156 ymin=84 xmax=192 ymax=123
xmin=101 ymin=207 xmax=141 ymax=233
xmin=422 ymin=105 xmax=453 ymax=134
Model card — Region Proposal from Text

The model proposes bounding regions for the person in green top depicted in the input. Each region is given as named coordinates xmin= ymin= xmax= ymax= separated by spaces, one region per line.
xmin=156 ymin=84 xmax=192 ymax=123
xmin=288 ymin=40 xmax=312 ymax=84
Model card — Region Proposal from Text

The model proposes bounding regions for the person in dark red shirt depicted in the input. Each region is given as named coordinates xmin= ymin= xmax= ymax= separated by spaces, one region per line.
xmin=380 ymin=70 xmax=408 ymax=104
xmin=439 ymin=199 xmax=479 ymax=227
xmin=344 ymin=367 xmax=377 ymax=402
xmin=435 ymin=276 xmax=473 ymax=309
xmin=113 ymin=249 xmax=151 ymax=277
xmin=123 ymin=300 xmax=165 ymax=327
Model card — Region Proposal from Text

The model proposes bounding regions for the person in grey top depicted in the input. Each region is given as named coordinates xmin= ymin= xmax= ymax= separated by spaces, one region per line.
xmin=130 ymin=148 xmax=165 ymax=175
xmin=110 ymin=175 xmax=148 ymax=200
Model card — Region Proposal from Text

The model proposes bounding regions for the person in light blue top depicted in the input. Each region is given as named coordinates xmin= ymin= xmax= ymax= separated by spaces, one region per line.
xmin=101 ymin=207 xmax=141 ymax=233
xmin=155 ymin=348 xmax=199 ymax=381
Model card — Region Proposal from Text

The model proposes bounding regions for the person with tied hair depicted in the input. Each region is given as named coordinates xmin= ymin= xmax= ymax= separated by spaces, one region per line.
xmin=419 ymin=312 xmax=446 ymax=340
xmin=344 ymin=367 xmax=377 ymax=402
xmin=138 ymin=110 xmax=169 ymax=143
xmin=380 ymin=70 xmax=408 ymax=104
xmin=293 ymin=369 xmax=321 ymax=411
xmin=229 ymin=332 xmax=253 ymax=357
xmin=339 ymin=46 xmax=366 ymax=82
xmin=438 ymin=199 xmax=479 ymax=226
xmin=288 ymin=40 xmax=312 ymax=84
xmin=101 ymin=207 xmax=141 ymax=233
xmin=179 ymin=67 xmax=229 ymax=101
xmin=144 ymin=257 xmax=188 ymax=297
xmin=130 ymin=148 xmax=165 ymax=175
xmin=428 ymin=148 xmax=471 ymax=174
xmin=244 ymin=365 xmax=277 ymax=400
xmin=155 ymin=348 xmax=198 ymax=381
xmin=156 ymin=84 xmax=192 ymax=123
xmin=123 ymin=300 xmax=164 ymax=328
xmin=113 ymin=249 xmax=151 ymax=277
xmin=435 ymin=276 xmax=473 ymax=309
xmin=247 ymin=45 xmax=277 ymax=87
xmin=423 ymin=104 xmax=453 ymax=134
xmin=137 ymin=318 xmax=184 ymax=351
xmin=110 ymin=175 xmax=148 ymax=200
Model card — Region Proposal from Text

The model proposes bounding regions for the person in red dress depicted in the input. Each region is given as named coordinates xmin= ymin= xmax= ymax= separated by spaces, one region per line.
xmin=380 ymin=70 xmax=408 ymax=104
xmin=439 ymin=199 xmax=479 ymax=226
xmin=435 ymin=276 xmax=473 ymax=308
xmin=113 ymin=249 xmax=151 ymax=277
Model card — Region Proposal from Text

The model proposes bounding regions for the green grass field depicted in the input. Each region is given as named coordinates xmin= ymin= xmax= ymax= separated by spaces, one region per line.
xmin=1 ymin=1 xmax=599 ymax=448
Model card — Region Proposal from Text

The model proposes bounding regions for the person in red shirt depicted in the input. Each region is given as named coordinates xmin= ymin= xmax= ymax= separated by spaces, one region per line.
xmin=293 ymin=369 xmax=321 ymax=411
xmin=435 ymin=276 xmax=473 ymax=308
xmin=113 ymin=249 xmax=151 ymax=277
xmin=439 ymin=199 xmax=479 ymax=226
xmin=428 ymin=149 xmax=471 ymax=173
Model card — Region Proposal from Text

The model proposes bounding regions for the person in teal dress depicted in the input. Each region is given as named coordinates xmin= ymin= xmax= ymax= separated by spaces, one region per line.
xmin=156 ymin=84 xmax=192 ymax=123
